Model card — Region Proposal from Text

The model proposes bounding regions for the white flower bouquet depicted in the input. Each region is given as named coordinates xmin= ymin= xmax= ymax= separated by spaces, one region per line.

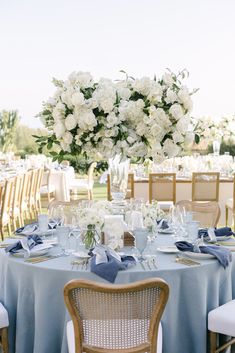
xmin=141 ymin=202 xmax=165 ymax=232
xmin=35 ymin=69 xmax=197 ymax=162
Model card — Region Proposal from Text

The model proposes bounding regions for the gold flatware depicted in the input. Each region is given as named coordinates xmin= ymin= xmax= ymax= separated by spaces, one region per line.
xmin=0 ymin=244 xmax=12 ymax=248
xmin=175 ymin=256 xmax=201 ymax=266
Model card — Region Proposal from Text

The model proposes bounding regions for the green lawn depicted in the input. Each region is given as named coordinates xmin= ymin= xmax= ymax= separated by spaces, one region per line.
xmin=93 ymin=181 xmax=107 ymax=200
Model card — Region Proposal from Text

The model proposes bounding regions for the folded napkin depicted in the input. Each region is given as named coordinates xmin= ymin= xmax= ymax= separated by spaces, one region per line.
xmin=5 ymin=235 xmax=43 ymax=254
xmin=198 ymin=227 xmax=235 ymax=239
xmin=90 ymin=245 xmax=136 ymax=283
xmin=175 ymin=241 xmax=232 ymax=268
xmin=15 ymin=220 xmax=60 ymax=235
xmin=157 ymin=219 xmax=169 ymax=230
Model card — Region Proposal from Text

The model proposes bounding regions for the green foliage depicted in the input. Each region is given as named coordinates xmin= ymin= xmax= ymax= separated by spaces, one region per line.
xmin=0 ymin=110 xmax=19 ymax=152
xmin=60 ymin=154 xmax=108 ymax=174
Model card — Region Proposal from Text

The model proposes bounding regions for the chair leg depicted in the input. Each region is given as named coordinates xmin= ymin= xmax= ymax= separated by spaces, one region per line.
xmin=1 ymin=327 xmax=9 ymax=353
xmin=225 ymin=206 xmax=228 ymax=226
xmin=0 ymin=226 xmax=4 ymax=241
xmin=7 ymin=223 xmax=11 ymax=236
xmin=209 ymin=331 xmax=217 ymax=353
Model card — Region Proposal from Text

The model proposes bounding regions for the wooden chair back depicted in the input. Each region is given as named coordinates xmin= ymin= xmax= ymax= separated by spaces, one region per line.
xmin=176 ymin=200 xmax=221 ymax=227
xmin=192 ymin=172 xmax=220 ymax=202
xmin=12 ymin=174 xmax=23 ymax=212
xmin=64 ymin=278 xmax=169 ymax=353
xmin=107 ymin=173 xmax=135 ymax=201
xmin=149 ymin=173 xmax=176 ymax=204
xmin=1 ymin=178 xmax=15 ymax=218
xmin=87 ymin=162 xmax=97 ymax=186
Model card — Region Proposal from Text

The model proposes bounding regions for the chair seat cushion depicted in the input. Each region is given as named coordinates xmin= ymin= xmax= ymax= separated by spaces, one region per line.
xmin=70 ymin=179 xmax=93 ymax=190
xmin=66 ymin=320 xmax=162 ymax=353
xmin=40 ymin=185 xmax=55 ymax=194
xmin=226 ymin=198 xmax=233 ymax=209
xmin=208 ymin=299 xmax=235 ymax=337
xmin=0 ymin=303 xmax=9 ymax=329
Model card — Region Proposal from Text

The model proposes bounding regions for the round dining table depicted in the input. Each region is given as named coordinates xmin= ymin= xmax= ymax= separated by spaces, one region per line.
xmin=0 ymin=234 xmax=235 ymax=353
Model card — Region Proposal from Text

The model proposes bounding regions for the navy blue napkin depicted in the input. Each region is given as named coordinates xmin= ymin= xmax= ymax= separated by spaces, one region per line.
xmin=5 ymin=235 xmax=43 ymax=254
xmin=157 ymin=219 xmax=169 ymax=230
xmin=90 ymin=252 xmax=136 ymax=283
xmin=15 ymin=220 xmax=60 ymax=235
xmin=175 ymin=241 xmax=232 ymax=268
xmin=198 ymin=227 xmax=235 ymax=238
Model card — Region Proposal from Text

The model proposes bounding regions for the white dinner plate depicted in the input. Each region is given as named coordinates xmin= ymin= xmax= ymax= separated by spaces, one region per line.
xmin=11 ymin=249 xmax=50 ymax=258
xmin=205 ymin=235 xmax=232 ymax=242
xmin=157 ymin=246 xmax=179 ymax=254
xmin=180 ymin=251 xmax=215 ymax=260
xmin=72 ymin=252 xmax=90 ymax=259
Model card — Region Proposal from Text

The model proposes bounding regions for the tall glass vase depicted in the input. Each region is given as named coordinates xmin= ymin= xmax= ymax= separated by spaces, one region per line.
xmin=212 ymin=140 xmax=221 ymax=155
xmin=108 ymin=155 xmax=130 ymax=202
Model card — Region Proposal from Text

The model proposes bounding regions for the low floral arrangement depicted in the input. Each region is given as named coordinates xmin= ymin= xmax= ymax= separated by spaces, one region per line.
xmin=35 ymin=69 xmax=197 ymax=163
xmin=141 ymin=202 xmax=165 ymax=232
xmin=78 ymin=201 xmax=113 ymax=248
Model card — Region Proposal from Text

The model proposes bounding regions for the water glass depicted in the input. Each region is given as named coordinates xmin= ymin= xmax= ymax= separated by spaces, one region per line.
xmin=38 ymin=214 xmax=49 ymax=236
xmin=186 ymin=221 xmax=200 ymax=242
xmin=55 ymin=226 xmax=70 ymax=255
xmin=133 ymin=228 xmax=148 ymax=261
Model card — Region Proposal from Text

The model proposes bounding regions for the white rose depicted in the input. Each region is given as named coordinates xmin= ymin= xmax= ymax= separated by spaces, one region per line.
xmin=184 ymin=132 xmax=195 ymax=146
xmin=63 ymin=131 xmax=73 ymax=145
xmin=65 ymin=114 xmax=77 ymax=131
xmin=169 ymin=104 xmax=184 ymax=120
xmin=61 ymin=91 xmax=73 ymax=108
xmin=132 ymin=77 xmax=151 ymax=96
xmin=71 ymin=91 xmax=85 ymax=106
xmin=176 ymin=116 xmax=190 ymax=133
xmin=162 ymin=73 xmax=174 ymax=87
xmin=165 ymin=89 xmax=177 ymax=104
xmin=147 ymin=82 xmax=163 ymax=104
xmin=178 ymin=88 xmax=193 ymax=111
xmin=76 ymin=71 xmax=94 ymax=88
xmin=163 ymin=139 xmax=180 ymax=158
xmin=60 ymin=141 xmax=71 ymax=152
xmin=54 ymin=121 xmax=65 ymax=138
xmin=172 ymin=131 xmax=184 ymax=144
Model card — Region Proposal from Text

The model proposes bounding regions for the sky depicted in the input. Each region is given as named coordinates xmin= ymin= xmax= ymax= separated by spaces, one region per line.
xmin=1 ymin=0 xmax=235 ymax=128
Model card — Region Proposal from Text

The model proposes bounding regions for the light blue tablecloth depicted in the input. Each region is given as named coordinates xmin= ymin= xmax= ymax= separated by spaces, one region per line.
xmin=0 ymin=234 xmax=234 ymax=353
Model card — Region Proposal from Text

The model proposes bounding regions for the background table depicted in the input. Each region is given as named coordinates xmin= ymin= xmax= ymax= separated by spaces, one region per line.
xmin=42 ymin=167 xmax=75 ymax=202
xmin=0 ymin=235 xmax=234 ymax=353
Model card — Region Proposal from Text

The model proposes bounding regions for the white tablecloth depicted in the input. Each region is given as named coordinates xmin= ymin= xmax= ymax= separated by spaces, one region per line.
xmin=43 ymin=167 xmax=75 ymax=202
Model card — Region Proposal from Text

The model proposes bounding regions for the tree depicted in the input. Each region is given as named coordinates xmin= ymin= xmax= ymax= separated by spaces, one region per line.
xmin=0 ymin=110 xmax=19 ymax=152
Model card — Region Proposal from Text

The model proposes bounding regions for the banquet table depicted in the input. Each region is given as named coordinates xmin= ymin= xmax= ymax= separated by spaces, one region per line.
xmin=134 ymin=177 xmax=234 ymax=226
xmin=0 ymin=235 xmax=235 ymax=353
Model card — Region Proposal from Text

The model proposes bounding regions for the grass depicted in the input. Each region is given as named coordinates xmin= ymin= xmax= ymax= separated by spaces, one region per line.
xmin=93 ymin=181 xmax=107 ymax=200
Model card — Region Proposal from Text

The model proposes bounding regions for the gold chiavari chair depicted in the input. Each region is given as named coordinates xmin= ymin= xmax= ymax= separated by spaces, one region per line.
xmin=11 ymin=174 xmax=24 ymax=231
xmin=107 ymin=173 xmax=135 ymax=201
xmin=40 ymin=168 xmax=55 ymax=204
xmin=149 ymin=173 xmax=176 ymax=209
xmin=0 ymin=178 xmax=15 ymax=240
xmin=70 ymin=162 xmax=97 ymax=201
xmin=34 ymin=168 xmax=44 ymax=216
xmin=64 ymin=278 xmax=169 ymax=353
xmin=19 ymin=171 xmax=30 ymax=225
xmin=28 ymin=169 xmax=38 ymax=220
xmin=192 ymin=172 xmax=220 ymax=202
xmin=176 ymin=200 xmax=221 ymax=228
xmin=225 ymin=174 xmax=235 ymax=231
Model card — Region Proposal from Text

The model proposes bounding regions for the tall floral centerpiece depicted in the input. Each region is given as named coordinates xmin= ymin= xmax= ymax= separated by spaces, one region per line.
xmin=35 ymin=70 xmax=196 ymax=198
